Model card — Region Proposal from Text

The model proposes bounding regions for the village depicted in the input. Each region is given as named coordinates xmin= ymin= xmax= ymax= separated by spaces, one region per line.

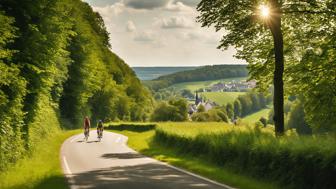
xmin=187 ymin=79 xmax=257 ymax=116
xmin=199 ymin=79 xmax=257 ymax=93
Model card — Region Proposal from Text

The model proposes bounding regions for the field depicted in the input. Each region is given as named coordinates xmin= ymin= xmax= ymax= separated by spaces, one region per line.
xmin=242 ymin=108 xmax=271 ymax=124
xmin=153 ymin=122 xmax=336 ymax=189
xmin=201 ymin=92 xmax=245 ymax=105
xmin=169 ymin=77 xmax=247 ymax=91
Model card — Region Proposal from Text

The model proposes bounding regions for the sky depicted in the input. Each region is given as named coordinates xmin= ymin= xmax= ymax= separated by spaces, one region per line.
xmin=84 ymin=0 xmax=245 ymax=67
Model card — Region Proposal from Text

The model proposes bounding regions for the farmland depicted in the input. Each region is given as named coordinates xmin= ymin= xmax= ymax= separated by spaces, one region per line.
xmin=153 ymin=122 xmax=336 ymax=189
xmin=169 ymin=77 xmax=247 ymax=91
xmin=201 ymin=92 xmax=245 ymax=105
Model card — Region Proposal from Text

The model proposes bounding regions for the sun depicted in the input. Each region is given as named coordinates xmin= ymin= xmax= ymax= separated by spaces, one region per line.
xmin=260 ymin=4 xmax=270 ymax=18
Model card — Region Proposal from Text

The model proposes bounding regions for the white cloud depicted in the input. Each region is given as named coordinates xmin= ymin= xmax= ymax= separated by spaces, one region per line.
xmin=93 ymin=2 xmax=125 ymax=16
xmin=126 ymin=21 xmax=136 ymax=32
xmin=134 ymin=31 xmax=156 ymax=42
xmin=164 ymin=1 xmax=194 ymax=12
xmin=86 ymin=0 xmax=244 ymax=66
xmin=160 ymin=16 xmax=194 ymax=29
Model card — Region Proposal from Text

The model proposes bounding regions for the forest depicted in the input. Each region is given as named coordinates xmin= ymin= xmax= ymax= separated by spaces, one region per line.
xmin=197 ymin=0 xmax=336 ymax=134
xmin=0 ymin=0 xmax=153 ymax=170
xmin=146 ymin=65 xmax=248 ymax=91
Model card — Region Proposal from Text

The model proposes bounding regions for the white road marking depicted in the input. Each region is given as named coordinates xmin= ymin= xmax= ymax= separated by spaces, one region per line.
xmin=63 ymin=156 xmax=72 ymax=175
xmin=70 ymin=136 xmax=81 ymax=143
xmin=161 ymin=162 xmax=234 ymax=189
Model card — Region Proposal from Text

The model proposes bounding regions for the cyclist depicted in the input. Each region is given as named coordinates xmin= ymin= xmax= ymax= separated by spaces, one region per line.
xmin=84 ymin=116 xmax=90 ymax=141
xmin=97 ymin=120 xmax=104 ymax=141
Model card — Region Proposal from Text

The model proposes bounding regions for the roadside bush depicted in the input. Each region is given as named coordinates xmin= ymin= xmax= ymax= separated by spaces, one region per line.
xmin=191 ymin=109 xmax=228 ymax=122
xmin=154 ymin=124 xmax=336 ymax=189
xmin=259 ymin=117 xmax=267 ymax=127
xmin=287 ymin=100 xmax=312 ymax=135
xmin=151 ymin=99 xmax=188 ymax=122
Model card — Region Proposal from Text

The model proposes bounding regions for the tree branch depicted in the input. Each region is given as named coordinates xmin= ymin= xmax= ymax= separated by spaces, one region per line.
xmin=283 ymin=10 xmax=336 ymax=16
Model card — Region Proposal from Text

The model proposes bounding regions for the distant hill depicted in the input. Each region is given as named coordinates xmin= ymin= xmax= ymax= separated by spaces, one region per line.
xmin=145 ymin=64 xmax=249 ymax=91
xmin=132 ymin=67 xmax=197 ymax=80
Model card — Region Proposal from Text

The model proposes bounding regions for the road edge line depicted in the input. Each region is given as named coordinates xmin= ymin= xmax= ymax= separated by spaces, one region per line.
xmin=161 ymin=162 xmax=236 ymax=189
xmin=63 ymin=156 xmax=72 ymax=175
xmin=112 ymin=131 xmax=236 ymax=189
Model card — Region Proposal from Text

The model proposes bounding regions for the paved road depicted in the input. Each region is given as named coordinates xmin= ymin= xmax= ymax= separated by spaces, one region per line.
xmin=61 ymin=130 xmax=233 ymax=189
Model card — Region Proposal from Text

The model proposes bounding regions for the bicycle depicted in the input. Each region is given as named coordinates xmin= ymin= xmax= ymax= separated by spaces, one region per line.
xmin=84 ymin=128 xmax=89 ymax=142
xmin=97 ymin=128 xmax=103 ymax=142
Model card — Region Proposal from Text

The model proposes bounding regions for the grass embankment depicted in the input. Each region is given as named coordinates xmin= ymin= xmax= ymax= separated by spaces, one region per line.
xmin=242 ymin=108 xmax=271 ymax=124
xmin=170 ymin=77 xmax=246 ymax=91
xmin=154 ymin=123 xmax=336 ymax=189
xmin=107 ymin=123 xmax=280 ymax=189
xmin=201 ymin=92 xmax=245 ymax=105
xmin=0 ymin=130 xmax=80 ymax=189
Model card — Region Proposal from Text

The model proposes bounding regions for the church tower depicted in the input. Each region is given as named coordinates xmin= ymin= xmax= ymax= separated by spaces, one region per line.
xmin=195 ymin=91 xmax=202 ymax=105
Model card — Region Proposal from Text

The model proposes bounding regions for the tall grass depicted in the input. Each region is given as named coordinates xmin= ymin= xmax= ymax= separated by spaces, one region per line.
xmin=0 ymin=130 xmax=80 ymax=189
xmin=154 ymin=123 xmax=336 ymax=189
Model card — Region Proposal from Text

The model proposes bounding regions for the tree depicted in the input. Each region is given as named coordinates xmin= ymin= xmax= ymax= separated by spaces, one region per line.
xmin=181 ymin=89 xmax=194 ymax=99
xmin=287 ymin=100 xmax=312 ymax=135
xmin=197 ymin=0 xmax=336 ymax=134
xmin=233 ymin=100 xmax=242 ymax=118
xmin=226 ymin=103 xmax=234 ymax=120
xmin=238 ymin=95 xmax=253 ymax=116
xmin=151 ymin=100 xmax=188 ymax=122
xmin=197 ymin=0 xmax=284 ymax=135
xmin=197 ymin=104 xmax=206 ymax=113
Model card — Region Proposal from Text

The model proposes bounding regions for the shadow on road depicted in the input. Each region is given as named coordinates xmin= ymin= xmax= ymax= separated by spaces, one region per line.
xmin=70 ymin=163 xmax=223 ymax=189
xmin=101 ymin=152 xmax=145 ymax=159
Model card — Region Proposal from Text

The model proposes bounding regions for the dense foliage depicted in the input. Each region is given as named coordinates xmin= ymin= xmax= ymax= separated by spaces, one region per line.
xmin=191 ymin=108 xmax=229 ymax=122
xmin=197 ymin=0 xmax=336 ymax=132
xmin=155 ymin=123 xmax=336 ymax=189
xmin=151 ymin=99 xmax=188 ymax=122
xmin=0 ymin=0 xmax=152 ymax=170
xmin=229 ymin=92 xmax=272 ymax=119
xmin=268 ymin=98 xmax=313 ymax=135
xmin=146 ymin=65 xmax=248 ymax=91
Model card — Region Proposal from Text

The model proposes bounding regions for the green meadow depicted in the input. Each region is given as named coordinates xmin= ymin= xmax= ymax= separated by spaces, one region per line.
xmin=201 ymin=92 xmax=245 ymax=105
xmin=170 ymin=77 xmax=247 ymax=91
xmin=242 ymin=108 xmax=272 ymax=124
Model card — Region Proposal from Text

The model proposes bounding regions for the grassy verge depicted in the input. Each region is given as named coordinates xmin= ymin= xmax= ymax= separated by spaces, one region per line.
xmin=108 ymin=125 xmax=280 ymax=189
xmin=0 ymin=130 xmax=80 ymax=189
xmin=154 ymin=123 xmax=336 ymax=189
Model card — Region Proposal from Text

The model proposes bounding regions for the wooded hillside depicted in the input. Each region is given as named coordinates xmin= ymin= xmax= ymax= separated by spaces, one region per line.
xmin=0 ymin=0 xmax=153 ymax=170
xmin=146 ymin=65 xmax=248 ymax=91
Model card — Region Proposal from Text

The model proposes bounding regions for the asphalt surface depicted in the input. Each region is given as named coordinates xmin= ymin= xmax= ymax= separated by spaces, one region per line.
xmin=61 ymin=130 xmax=233 ymax=189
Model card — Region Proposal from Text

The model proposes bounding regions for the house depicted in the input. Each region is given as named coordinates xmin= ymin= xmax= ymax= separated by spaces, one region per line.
xmin=188 ymin=92 xmax=217 ymax=116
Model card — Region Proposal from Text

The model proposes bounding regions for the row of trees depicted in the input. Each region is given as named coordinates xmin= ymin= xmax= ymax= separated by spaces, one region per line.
xmin=0 ymin=0 xmax=153 ymax=170
xmin=226 ymin=92 xmax=272 ymax=119
xmin=266 ymin=98 xmax=312 ymax=135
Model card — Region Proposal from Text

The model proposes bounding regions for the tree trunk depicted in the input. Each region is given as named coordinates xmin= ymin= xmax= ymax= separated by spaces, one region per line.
xmin=269 ymin=0 xmax=284 ymax=136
